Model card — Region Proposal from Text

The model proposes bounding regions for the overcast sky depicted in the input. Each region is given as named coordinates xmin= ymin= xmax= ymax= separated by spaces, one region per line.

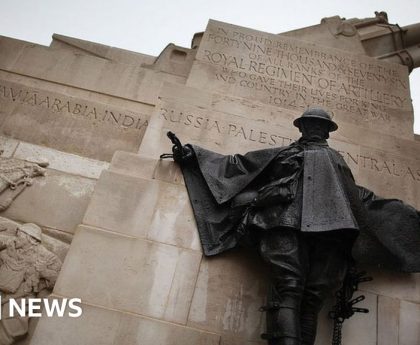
xmin=2 ymin=0 xmax=419 ymax=133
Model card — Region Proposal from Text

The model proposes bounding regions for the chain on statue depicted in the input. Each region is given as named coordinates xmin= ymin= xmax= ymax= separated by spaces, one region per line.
xmin=329 ymin=266 xmax=372 ymax=345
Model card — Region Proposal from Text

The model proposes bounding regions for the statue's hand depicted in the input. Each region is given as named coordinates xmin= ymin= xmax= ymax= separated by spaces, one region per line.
xmin=173 ymin=144 xmax=194 ymax=164
xmin=253 ymin=184 xmax=294 ymax=207
xmin=160 ymin=132 xmax=195 ymax=163
xmin=231 ymin=190 xmax=258 ymax=208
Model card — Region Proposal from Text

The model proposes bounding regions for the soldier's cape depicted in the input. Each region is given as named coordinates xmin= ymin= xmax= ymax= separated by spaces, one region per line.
xmin=178 ymin=144 xmax=420 ymax=273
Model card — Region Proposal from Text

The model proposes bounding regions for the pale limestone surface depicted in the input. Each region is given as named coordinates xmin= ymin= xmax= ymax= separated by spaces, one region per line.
xmin=138 ymin=97 xmax=299 ymax=158
xmin=40 ymin=231 xmax=70 ymax=263
xmin=54 ymin=225 xmax=201 ymax=324
xmin=0 ymin=77 xmax=151 ymax=161
xmin=109 ymin=150 xmax=185 ymax=184
xmin=0 ymin=170 xmax=95 ymax=234
xmin=160 ymin=81 xmax=420 ymax=159
xmin=340 ymin=292 xmax=378 ymax=345
xmin=0 ymin=35 xmax=186 ymax=105
xmin=279 ymin=16 xmax=367 ymax=54
xmin=110 ymin=151 xmax=185 ymax=185
xmin=0 ymin=36 xmax=29 ymax=70
xmin=50 ymin=34 xmax=156 ymax=66
xmin=0 ymin=69 xmax=153 ymax=114
xmin=187 ymin=20 xmax=412 ymax=138
xmin=82 ymin=171 xmax=162 ymax=237
xmin=139 ymin=85 xmax=420 ymax=208
xmin=399 ymin=301 xmax=420 ymax=345
xmin=378 ymin=296 xmax=400 ymax=345
xmin=150 ymin=44 xmax=198 ymax=78
xmin=0 ymin=32 xmax=195 ymax=162
xmin=0 ymin=136 xmax=18 ymax=157
xmin=110 ymin=152 xmax=159 ymax=180
xmin=42 ymin=226 xmax=73 ymax=246
xmin=30 ymin=301 xmax=220 ymax=345
xmin=220 ymin=337 xmax=264 ymax=345
xmin=187 ymin=250 xmax=267 ymax=341
xmin=83 ymin=170 xmax=200 ymax=250
xmin=361 ymin=269 xmax=420 ymax=303
xmin=14 ymin=142 xmax=109 ymax=179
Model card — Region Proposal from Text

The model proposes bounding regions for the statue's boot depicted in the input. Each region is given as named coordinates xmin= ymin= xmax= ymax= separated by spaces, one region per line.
xmin=262 ymin=288 xmax=302 ymax=345
xmin=268 ymin=336 xmax=301 ymax=345
xmin=298 ymin=285 xmax=326 ymax=345
xmin=259 ymin=230 xmax=306 ymax=345
xmin=300 ymin=309 xmax=318 ymax=345
xmin=298 ymin=231 xmax=355 ymax=345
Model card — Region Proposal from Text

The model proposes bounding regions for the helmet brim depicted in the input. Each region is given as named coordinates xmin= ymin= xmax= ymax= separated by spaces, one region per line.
xmin=293 ymin=115 xmax=338 ymax=132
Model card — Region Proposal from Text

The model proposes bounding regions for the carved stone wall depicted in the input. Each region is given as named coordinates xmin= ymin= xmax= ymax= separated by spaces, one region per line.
xmin=0 ymin=15 xmax=419 ymax=345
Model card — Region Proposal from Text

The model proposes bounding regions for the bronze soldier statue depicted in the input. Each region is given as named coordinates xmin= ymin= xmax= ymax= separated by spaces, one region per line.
xmin=165 ymin=107 xmax=420 ymax=345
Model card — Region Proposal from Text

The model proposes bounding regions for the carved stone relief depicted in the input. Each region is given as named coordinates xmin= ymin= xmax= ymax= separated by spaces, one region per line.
xmin=0 ymin=157 xmax=48 ymax=212
xmin=0 ymin=218 xmax=68 ymax=345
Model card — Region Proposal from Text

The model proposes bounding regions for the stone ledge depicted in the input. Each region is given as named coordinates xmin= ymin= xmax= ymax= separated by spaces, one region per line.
xmin=110 ymin=151 xmax=184 ymax=185
xmin=360 ymin=268 xmax=420 ymax=304
xmin=14 ymin=141 xmax=109 ymax=179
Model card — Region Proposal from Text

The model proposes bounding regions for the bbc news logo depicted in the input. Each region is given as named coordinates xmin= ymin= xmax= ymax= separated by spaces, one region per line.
xmin=0 ymin=297 xmax=83 ymax=319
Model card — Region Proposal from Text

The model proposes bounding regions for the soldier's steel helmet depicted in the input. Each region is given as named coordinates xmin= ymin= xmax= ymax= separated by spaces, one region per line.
xmin=293 ymin=107 xmax=338 ymax=132
xmin=18 ymin=223 xmax=42 ymax=242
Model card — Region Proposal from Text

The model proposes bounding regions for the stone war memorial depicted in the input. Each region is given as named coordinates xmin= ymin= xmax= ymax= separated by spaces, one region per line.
xmin=0 ymin=10 xmax=420 ymax=345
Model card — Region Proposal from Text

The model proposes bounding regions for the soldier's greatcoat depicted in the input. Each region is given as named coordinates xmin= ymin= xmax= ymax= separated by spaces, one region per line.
xmin=180 ymin=139 xmax=420 ymax=272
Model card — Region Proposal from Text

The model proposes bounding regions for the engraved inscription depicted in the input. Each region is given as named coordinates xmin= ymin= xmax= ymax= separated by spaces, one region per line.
xmin=160 ymin=107 xmax=293 ymax=147
xmin=0 ymin=81 xmax=148 ymax=131
xmin=159 ymin=106 xmax=420 ymax=182
xmin=195 ymin=22 xmax=410 ymax=125
xmin=338 ymin=151 xmax=420 ymax=181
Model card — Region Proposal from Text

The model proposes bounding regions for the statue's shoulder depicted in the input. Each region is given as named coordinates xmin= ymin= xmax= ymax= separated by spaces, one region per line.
xmin=326 ymin=146 xmax=345 ymax=160
xmin=191 ymin=144 xmax=287 ymax=162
